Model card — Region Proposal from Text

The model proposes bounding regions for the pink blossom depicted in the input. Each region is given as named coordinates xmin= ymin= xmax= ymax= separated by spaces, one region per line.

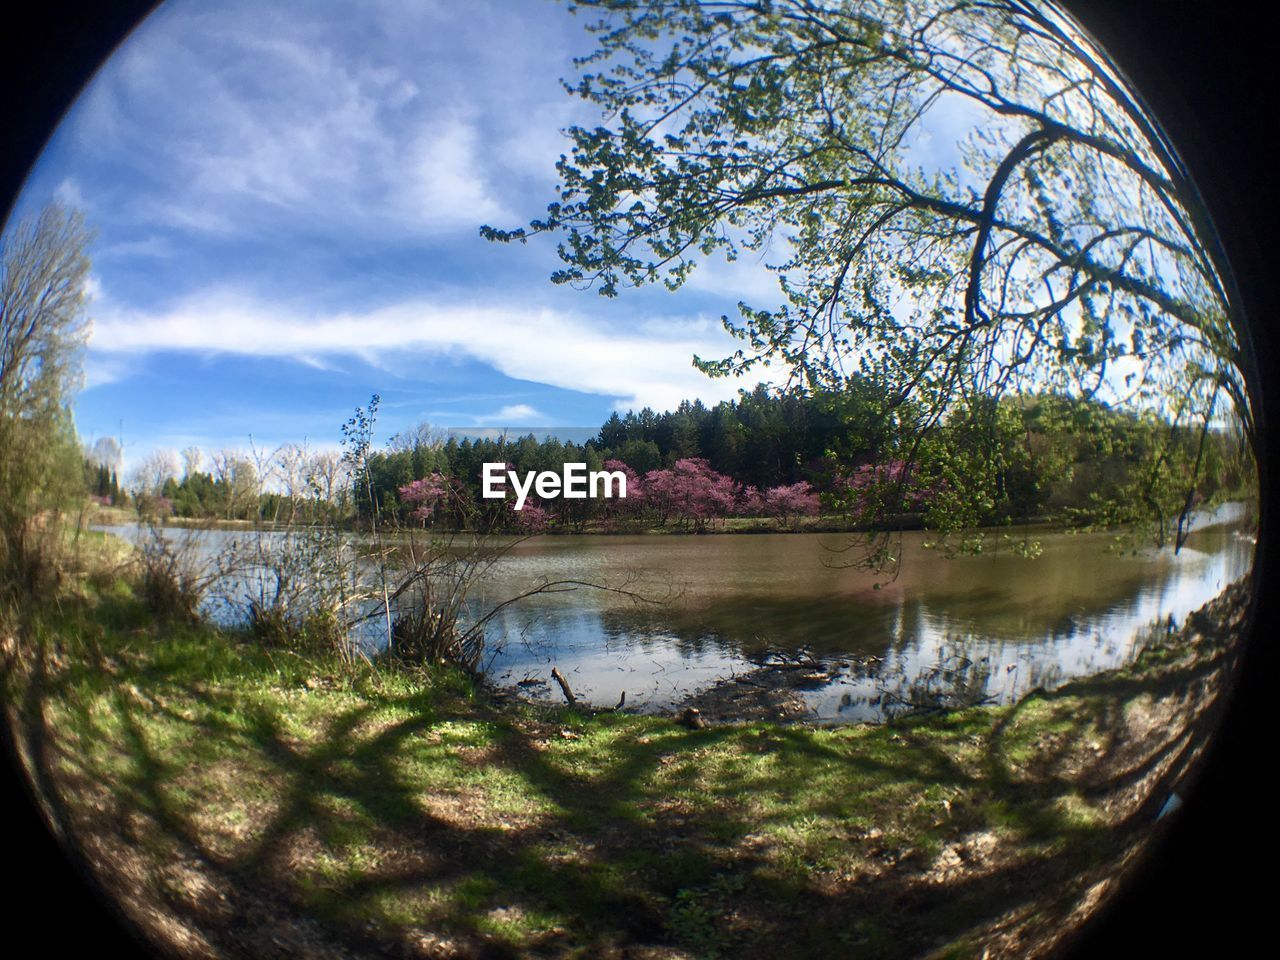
xmin=737 ymin=485 xmax=764 ymax=516
xmin=643 ymin=458 xmax=740 ymax=531
xmin=509 ymin=499 xmax=551 ymax=532
xmin=399 ymin=473 xmax=452 ymax=521
xmin=601 ymin=459 xmax=643 ymax=505
xmin=761 ymin=482 xmax=821 ymax=525
xmin=842 ymin=459 xmax=939 ymax=515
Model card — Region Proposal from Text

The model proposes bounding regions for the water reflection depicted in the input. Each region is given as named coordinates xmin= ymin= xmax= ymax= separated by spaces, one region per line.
xmin=470 ymin=504 xmax=1255 ymax=719
xmin=97 ymin=501 xmax=1254 ymax=722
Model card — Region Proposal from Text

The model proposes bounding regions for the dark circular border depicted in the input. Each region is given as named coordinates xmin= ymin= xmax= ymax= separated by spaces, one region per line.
xmin=3 ymin=2 xmax=1276 ymax=956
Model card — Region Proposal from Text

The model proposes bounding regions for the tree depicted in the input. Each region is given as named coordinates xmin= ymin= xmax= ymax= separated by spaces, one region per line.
xmin=760 ymin=480 xmax=822 ymax=527
xmin=487 ymin=0 xmax=1254 ymax=543
xmin=85 ymin=436 xmax=123 ymax=504
xmin=644 ymin=457 xmax=740 ymax=530
xmin=273 ymin=441 xmax=310 ymax=524
xmin=88 ymin=436 xmax=124 ymax=474
xmin=209 ymin=449 xmax=258 ymax=520
xmin=180 ymin=445 xmax=202 ymax=480
xmin=388 ymin=420 xmax=446 ymax=453
xmin=128 ymin=449 xmax=179 ymax=499
xmin=0 ymin=202 xmax=93 ymax=595
xmin=399 ymin=473 xmax=456 ymax=523
xmin=305 ymin=449 xmax=351 ymax=511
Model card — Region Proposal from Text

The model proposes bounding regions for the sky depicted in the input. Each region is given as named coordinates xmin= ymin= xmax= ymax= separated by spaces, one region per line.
xmin=13 ymin=0 xmax=793 ymax=468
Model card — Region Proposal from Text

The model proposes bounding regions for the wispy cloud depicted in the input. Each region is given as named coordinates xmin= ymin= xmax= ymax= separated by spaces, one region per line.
xmin=82 ymin=354 xmax=135 ymax=390
xmin=36 ymin=0 xmax=778 ymax=460
xmin=682 ymin=251 xmax=789 ymax=308
xmin=474 ymin=403 xmax=543 ymax=425
xmin=98 ymin=235 xmax=175 ymax=260
xmin=54 ymin=177 xmax=87 ymax=210
xmin=64 ymin=0 xmax=566 ymax=240
xmin=88 ymin=290 xmax=773 ymax=413
xmin=400 ymin=118 xmax=512 ymax=228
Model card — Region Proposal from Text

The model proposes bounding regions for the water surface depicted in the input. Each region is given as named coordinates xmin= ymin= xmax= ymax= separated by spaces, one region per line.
xmin=473 ymin=503 xmax=1253 ymax=719
xmin=97 ymin=502 xmax=1255 ymax=722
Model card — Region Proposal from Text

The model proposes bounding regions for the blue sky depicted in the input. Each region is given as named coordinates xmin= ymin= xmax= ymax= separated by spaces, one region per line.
xmin=14 ymin=0 xmax=789 ymax=467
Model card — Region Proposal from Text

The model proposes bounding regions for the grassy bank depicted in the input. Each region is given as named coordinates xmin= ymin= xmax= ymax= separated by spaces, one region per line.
xmin=82 ymin=503 xmax=916 ymax=536
xmin=3 ymin=557 xmax=1250 ymax=960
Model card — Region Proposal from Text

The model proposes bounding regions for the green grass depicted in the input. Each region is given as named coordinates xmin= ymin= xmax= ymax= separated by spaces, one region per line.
xmin=4 ymin=576 xmax=1244 ymax=960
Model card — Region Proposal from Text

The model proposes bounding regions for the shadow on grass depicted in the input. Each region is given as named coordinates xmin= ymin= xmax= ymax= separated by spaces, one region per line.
xmin=6 ymin=582 xmax=1249 ymax=960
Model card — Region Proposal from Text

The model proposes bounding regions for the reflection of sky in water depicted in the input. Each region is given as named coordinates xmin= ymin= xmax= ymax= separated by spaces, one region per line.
xmin=481 ymin=504 xmax=1255 ymax=720
xmin=799 ymin=533 xmax=1253 ymax=722
xmin=486 ymin=606 xmax=759 ymax=713
xmin=96 ymin=501 xmax=1255 ymax=723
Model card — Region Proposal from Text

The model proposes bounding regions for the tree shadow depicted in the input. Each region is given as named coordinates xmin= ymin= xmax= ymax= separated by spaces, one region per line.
xmin=8 ymin=584 xmax=1249 ymax=959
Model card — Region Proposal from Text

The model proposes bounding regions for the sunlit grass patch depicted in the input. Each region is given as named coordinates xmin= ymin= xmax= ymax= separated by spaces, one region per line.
xmin=7 ymin=573 xmax=1246 ymax=959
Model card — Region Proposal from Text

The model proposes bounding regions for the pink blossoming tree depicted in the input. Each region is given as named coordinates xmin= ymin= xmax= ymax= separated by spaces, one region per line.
xmin=760 ymin=481 xmax=821 ymax=528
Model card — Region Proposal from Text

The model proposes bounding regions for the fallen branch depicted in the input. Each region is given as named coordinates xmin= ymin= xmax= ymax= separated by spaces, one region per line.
xmin=550 ymin=667 xmax=576 ymax=706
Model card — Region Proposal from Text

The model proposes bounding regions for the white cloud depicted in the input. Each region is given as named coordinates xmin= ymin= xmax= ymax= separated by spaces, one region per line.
xmin=88 ymin=290 xmax=774 ymax=412
xmin=82 ymin=354 xmax=135 ymax=390
xmin=490 ymin=97 xmax=589 ymax=182
xmin=99 ymin=235 xmax=175 ymax=260
xmin=177 ymin=39 xmax=395 ymax=212
xmin=401 ymin=118 xmax=511 ymax=228
xmin=54 ymin=178 xmax=87 ymax=210
xmin=475 ymin=403 xmax=543 ymax=424
xmin=65 ymin=0 xmax=551 ymax=239
xmin=682 ymin=252 xmax=789 ymax=308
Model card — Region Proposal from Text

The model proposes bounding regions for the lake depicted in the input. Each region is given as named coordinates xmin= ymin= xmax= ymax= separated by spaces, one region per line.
xmin=96 ymin=500 xmax=1255 ymax=723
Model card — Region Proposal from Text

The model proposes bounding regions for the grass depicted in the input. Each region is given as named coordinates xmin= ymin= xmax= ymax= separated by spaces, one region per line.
xmin=2 ymin=569 xmax=1248 ymax=960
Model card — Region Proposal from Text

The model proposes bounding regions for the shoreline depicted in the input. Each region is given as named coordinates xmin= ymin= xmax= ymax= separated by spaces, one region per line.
xmin=668 ymin=576 xmax=1252 ymax=727
xmin=86 ymin=498 xmax=1257 ymax=540
xmin=7 ymin=569 xmax=1253 ymax=959
xmin=482 ymin=576 xmax=1254 ymax=730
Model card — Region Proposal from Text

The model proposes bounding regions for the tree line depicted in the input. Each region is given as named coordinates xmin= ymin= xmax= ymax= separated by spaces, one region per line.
xmin=362 ymin=387 xmax=1252 ymax=538
xmin=93 ymin=381 xmax=1253 ymax=542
